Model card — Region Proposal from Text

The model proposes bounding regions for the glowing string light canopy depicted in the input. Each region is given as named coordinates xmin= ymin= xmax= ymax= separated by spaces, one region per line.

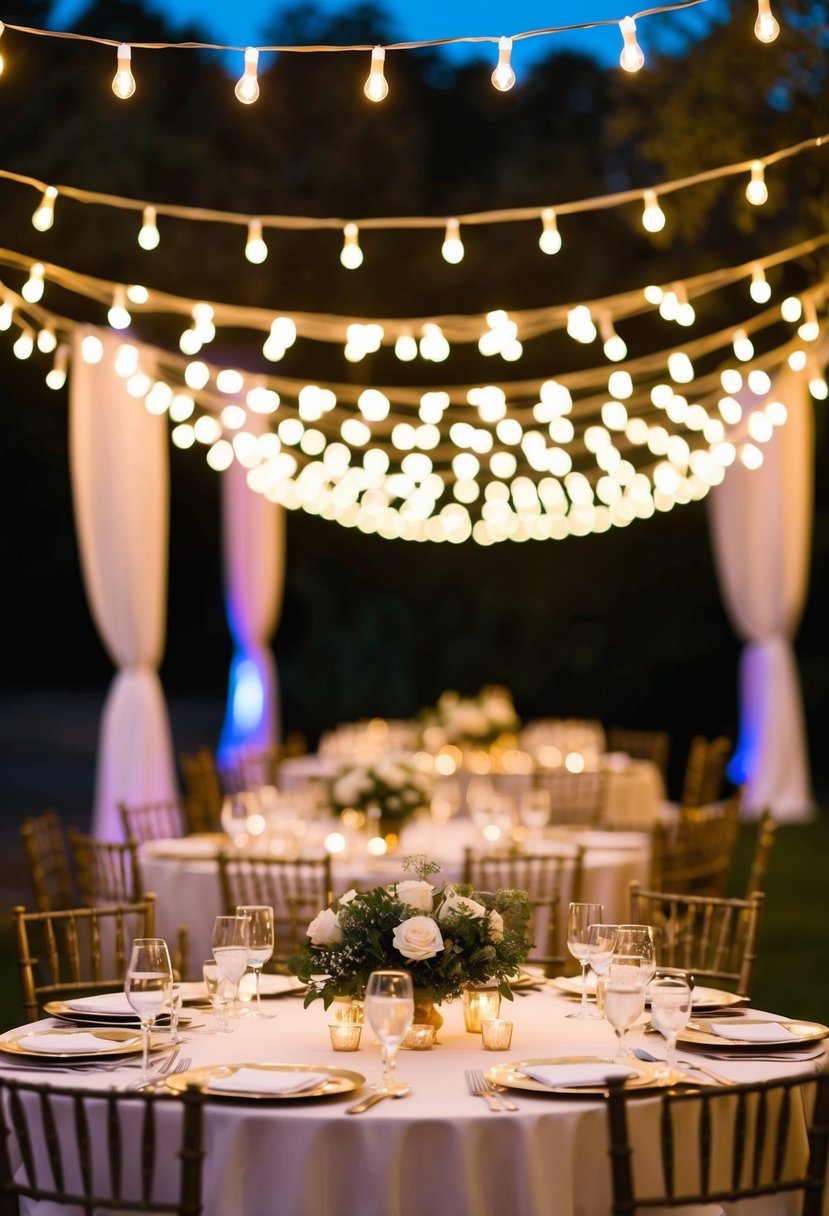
xmin=111 ymin=43 xmax=136 ymax=100
xmin=491 ymin=36 xmax=516 ymax=91
xmin=364 ymin=46 xmax=388 ymax=102
xmin=235 ymin=47 xmax=260 ymax=104
xmin=618 ymin=16 xmax=645 ymax=72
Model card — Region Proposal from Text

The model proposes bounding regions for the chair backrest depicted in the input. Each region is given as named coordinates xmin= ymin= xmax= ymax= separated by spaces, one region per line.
xmin=179 ymin=747 xmax=223 ymax=833
xmin=0 ymin=1075 xmax=204 ymax=1215
xmin=19 ymin=809 xmax=76 ymax=911
xmin=119 ymin=798 xmax=188 ymax=845
xmin=605 ymin=1071 xmax=829 ymax=1216
xmin=69 ymin=830 xmax=143 ymax=904
xmin=535 ymin=769 xmax=607 ymax=826
xmin=745 ymin=808 xmax=777 ymax=897
xmin=13 ymin=896 xmax=157 ymax=1023
xmin=650 ymin=795 xmax=741 ymax=896
xmin=606 ymin=728 xmax=670 ymax=784
xmin=216 ymin=854 xmax=333 ymax=964
xmin=462 ymin=846 xmax=585 ymax=972
xmin=629 ymin=881 xmax=764 ymax=996
xmin=220 ymin=745 xmax=284 ymax=794
xmin=680 ymin=734 xmax=731 ymax=808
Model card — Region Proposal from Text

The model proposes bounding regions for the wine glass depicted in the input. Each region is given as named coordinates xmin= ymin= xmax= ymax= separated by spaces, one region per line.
xmin=649 ymin=975 xmax=692 ymax=1075
xmin=603 ymin=955 xmax=648 ymax=1061
xmin=202 ymin=959 xmax=232 ymax=1034
xmin=615 ymin=925 xmax=656 ymax=985
xmin=212 ymin=914 xmax=250 ymax=1016
xmin=364 ymin=970 xmax=414 ymax=1095
xmin=237 ymin=904 xmax=274 ymax=1018
xmin=518 ymin=786 xmax=551 ymax=844
xmin=125 ymin=938 xmax=173 ymax=1082
xmin=581 ymin=922 xmax=618 ymax=1019
xmin=566 ymin=902 xmax=604 ymax=1018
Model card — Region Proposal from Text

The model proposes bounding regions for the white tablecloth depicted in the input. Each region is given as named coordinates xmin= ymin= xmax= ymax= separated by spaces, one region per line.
xmin=4 ymin=989 xmax=823 ymax=1216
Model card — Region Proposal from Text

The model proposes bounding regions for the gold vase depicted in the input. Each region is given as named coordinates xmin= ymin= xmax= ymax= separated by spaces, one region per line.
xmin=378 ymin=815 xmax=400 ymax=853
xmin=412 ymin=989 xmax=444 ymax=1036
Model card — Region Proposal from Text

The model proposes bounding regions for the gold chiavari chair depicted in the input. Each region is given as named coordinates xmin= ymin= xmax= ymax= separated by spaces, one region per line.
xmin=605 ymin=1071 xmax=829 ymax=1216
xmin=462 ymin=846 xmax=585 ymax=974
xmin=679 ymin=734 xmax=732 ymax=808
xmin=745 ymin=807 xmax=777 ymax=897
xmin=119 ymin=797 xmax=189 ymax=845
xmin=650 ymin=794 xmax=741 ymax=896
xmin=216 ymin=854 xmax=333 ymax=967
xmin=179 ymin=746 xmax=224 ymax=833
xmin=606 ymin=727 xmax=671 ymax=784
xmin=13 ymin=896 xmax=157 ymax=1023
xmin=69 ymin=830 xmax=144 ymax=905
xmin=534 ymin=768 xmax=607 ymax=826
xmin=0 ymin=1074 xmax=205 ymax=1215
xmin=221 ymin=744 xmax=285 ymax=794
xmin=629 ymin=881 xmax=764 ymax=997
xmin=19 ymin=809 xmax=76 ymax=911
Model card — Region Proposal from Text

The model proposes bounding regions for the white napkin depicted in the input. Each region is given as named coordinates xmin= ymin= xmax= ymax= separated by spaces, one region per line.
xmin=208 ymin=1068 xmax=329 ymax=1095
xmin=67 ymin=993 xmax=135 ymax=1015
xmin=518 ymin=1062 xmax=637 ymax=1088
xmin=709 ymin=1021 xmax=798 ymax=1042
xmin=17 ymin=1032 xmax=124 ymax=1054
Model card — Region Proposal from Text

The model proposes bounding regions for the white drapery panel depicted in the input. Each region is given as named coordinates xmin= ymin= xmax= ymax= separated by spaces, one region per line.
xmin=708 ymin=363 xmax=814 ymax=820
xmin=69 ymin=330 xmax=177 ymax=839
xmin=219 ymin=425 xmax=285 ymax=758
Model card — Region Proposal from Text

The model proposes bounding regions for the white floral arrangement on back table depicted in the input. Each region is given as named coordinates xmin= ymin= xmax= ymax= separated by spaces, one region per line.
xmin=420 ymin=685 xmax=521 ymax=750
xmin=325 ymin=753 xmax=432 ymax=829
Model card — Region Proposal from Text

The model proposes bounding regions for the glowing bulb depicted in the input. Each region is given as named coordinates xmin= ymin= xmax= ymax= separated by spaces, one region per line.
xmin=395 ymin=331 xmax=418 ymax=361
xmin=442 ymin=217 xmax=464 ymax=264
xmin=491 ymin=36 xmax=515 ymax=91
xmin=107 ymin=285 xmax=131 ymax=330
xmin=245 ymin=218 xmax=268 ymax=264
xmin=235 ymin=47 xmax=260 ymax=104
xmin=746 ymin=161 xmax=768 ymax=206
xmin=539 ymin=207 xmax=562 ymax=255
xmin=668 ymin=351 xmax=694 ymax=383
xmin=46 ymin=344 xmax=69 ymax=390
xmin=781 ymin=296 xmax=802 ymax=323
xmin=21 ymin=263 xmax=45 ymax=303
xmin=13 ymin=327 xmax=34 ymax=360
xmin=619 ymin=16 xmax=645 ymax=71
xmin=112 ymin=43 xmax=136 ymax=100
xmin=31 ymin=186 xmax=57 ymax=232
xmin=754 ymin=0 xmax=780 ymax=42
xmin=138 ymin=205 xmax=160 ymax=250
xmin=732 ymin=329 xmax=754 ymax=361
xmin=600 ymin=315 xmax=627 ymax=361
xmin=750 ymin=265 xmax=771 ymax=304
xmin=0 ymin=21 xmax=4 ymax=76
xmin=798 ymin=298 xmax=820 ymax=342
xmin=81 ymin=334 xmax=103 ymax=364
xmin=364 ymin=46 xmax=388 ymax=102
xmin=0 ymin=299 xmax=12 ymax=330
xmin=37 ymin=326 xmax=57 ymax=353
xmin=642 ymin=190 xmax=665 ymax=233
xmin=340 ymin=222 xmax=363 ymax=269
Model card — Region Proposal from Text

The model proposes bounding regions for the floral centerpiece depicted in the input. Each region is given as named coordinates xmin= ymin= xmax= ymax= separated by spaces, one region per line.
xmin=324 ymin=754 xmax=432 ymax=835
xmin=289 ymin=857 xmax=531 ymax=1012
xmin=419 ymin=686 xmax=520 ymax=752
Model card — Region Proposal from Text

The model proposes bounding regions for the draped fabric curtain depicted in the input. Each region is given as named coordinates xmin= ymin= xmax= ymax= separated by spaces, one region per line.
xmin=708 ymin=364 xmax=814 ymax=821
xmin=69 ymin=330 xmax=177 ymax=839
xmin=218 ymin=424 xmax=285 ymax=759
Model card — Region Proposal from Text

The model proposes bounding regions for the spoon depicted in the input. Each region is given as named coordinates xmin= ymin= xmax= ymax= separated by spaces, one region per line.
xmin=631 ymin=1046 xmax=733 ymax=1086
xmin=346 ymin=1083 xmax=412 ymax=1114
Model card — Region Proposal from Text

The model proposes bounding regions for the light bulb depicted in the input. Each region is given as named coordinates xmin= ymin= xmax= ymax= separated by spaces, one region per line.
xmin=108 ymin=285 xmax=131 ymax=330
xmin=395 ymin=331 xmax=418 ymax=361
xmin=642 ymin=190 xmax=666 ymax=233
xmin=364 ymin=46 xmax=388 ymax=102
xmin=0 ymin=299 xmax=11 ymax=330
xmin=754 ymin=0 xmax=780 ymax=42
xmin=491 ymin=36 xmax=515 ymax=91
xmin=245 ymin=218 xmax=268 ymax=263
xmin=46 ymin=344 xmax=69 ymax=390
xmin=599 ymin=315 xmax=627 ymax=361
xmin=112 ymin=43 xmax=136 ymax=100
xmin=22 ymin=262 xmax=45 ymax=303
xmin=619 ymin=16 xmax=645 ymax=72
xmin=442 ymin=217 xmax=464 ymax=264
xmin=746 ymin=161 xmax=768 ymax=206
xmin=750 ymin=266 xmax=772 ymax=304
xmin=340 ymin=222 xmax=363 ymax=269
xmin=37 ymin=326 xmax=57 ymax=353
xmin=32 ymin=186 xmax=58 ymax=232
xmin=0 ymin=21 xmax=5 ymax=77
xmin=539 ymin=207 xmax=562 ymax=255
xmin=13 ymin=327 xmax=34 ymax=360
xmin=235 ymin=47 xmax=260 ymax=104
xmin=732 ymin=329 xmax=754 ymax=361
xmin=138 ymin=205 xmax=160 ymax=250
xmin=798 ymin=298 xmax=820 ymax=341
xmin=81 ymin=334 xmax=104 ymax=364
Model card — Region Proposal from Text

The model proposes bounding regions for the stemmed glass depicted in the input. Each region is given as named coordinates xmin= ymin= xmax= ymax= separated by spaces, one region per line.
xmin=237 ymin=905 xmax=275 ymax=1018
xmin=201 ymin=959 xmax=232 ymax=1034
xmin=212 ymin=914 xmax=250 ymax=1017
xmin=603 ymin=955 xmax=648 ymax=1061
xmin=364 ymin=970 xmax=414 ymax=1095
xmin=566 ymin=902 xmax=604 ymax=1018
xmin=518 ymin=787 xmax=552 ymax=844
xmin=125 ymin=938 xmax=173 ymax=1083
xmin=649 ymin=975 xmax=692 ymax=1076
xmin=581 ymin=922 xmax=618 ymax=1019
xmin=615 ymin=925 xmax=656 ymax=986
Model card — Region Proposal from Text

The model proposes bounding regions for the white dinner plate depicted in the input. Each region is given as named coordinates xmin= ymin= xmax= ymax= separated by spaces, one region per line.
xmin=550 ymin=976 xmax=748 ymax=1011
xmin=166 ymin=1062 xmax=364 ymax=1100
xmin=486 ymin=1055 xmax=664 ymax=1096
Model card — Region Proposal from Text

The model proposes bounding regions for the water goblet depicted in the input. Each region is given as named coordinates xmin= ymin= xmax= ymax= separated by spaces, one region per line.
xmin=364 ymin=970 xmax=414 ymax=1095
xmin=603 ymin=955 xmax=648 ymax=1061
xmin=125 ymin=938 xmax=173 ymax=1082
xmin=566 ymin=902 xmax=604 ymax=1018
xmin=615 ymin=924 xmax=656 ymax=984
xmin=649 ymin=974 xmax=692 ymax=1076
xmin=212 ymin=914 xmax=250 ymax=1016
xmin=236 ymin=904 xmax=275 ymax=1019
xmin=580 ymin=922 xmax=618 ymax=1019
xmin=202 ymin=959 xmax=232 ymax=1034
xmin=518 ymin=786 xmax=551 ymax=844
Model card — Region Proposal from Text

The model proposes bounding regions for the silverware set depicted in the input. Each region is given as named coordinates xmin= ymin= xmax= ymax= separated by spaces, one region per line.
xmin=126 ymin=1051 xmax=191 ymax=1091
xmin=465 ymin=1069 xmax=519 ymax=1111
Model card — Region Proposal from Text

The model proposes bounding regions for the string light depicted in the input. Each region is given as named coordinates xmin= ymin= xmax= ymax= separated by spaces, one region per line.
xmin=750 ymin=265 xmax=772 ymax=303
xmin=441 ymin=217 xmax=464 ymax=265
xmin=21 ymin=262 xmax=45 ymax=303
xmin=31 ymin=186 xmax=57 ymax=232
xmin=746 ymin=161 xmax=768 ymax=206
xmin=491 ymin=36 xmax=516 ymax=92
xmin=537 ymin=208 xmax=562 ymax=257
xmin=364 ymin=47 xmax=388 ymax=103
xmin=107 ymin=285 xmax=131 ymax=330
xmin=618 ymin=16 xmax=645 ymax=72
xmin=45 ymin=343 xmax=69 ymax=390
xmin=137 ymin=205 xmax=160 ymax=250
xmin=36 ymin=325 xmax=57 ymax=353
xmin=111 ymin=43 xmax=136 ymax=100
xmin=732 ymin=328 xmax=755 ymax=361
xmin=235 ymin=47 xmax=260 ymax=104
xmin=754 ymin=0 xmax=780 ymax=43
xmin=13 ymin=325 xmax=34 ymax=360
xmin=0 ymin=21 xmax=5 ymax=76
xmin=642 ymin=190 xmax=666 ymax=233
xmin=600 ymin=315 xmax=627 ymax=361
xmin=394 ymin=331 xmax=418 ymax=361
xmin=340 ymin=223 xmax=363 ymax=269
xmin=798 ymin=297 xmax=819 ymax=341
xmin=245 ymin=218 xmax=268 ymax=264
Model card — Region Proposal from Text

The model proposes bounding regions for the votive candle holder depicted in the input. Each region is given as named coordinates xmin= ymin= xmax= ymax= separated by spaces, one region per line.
xmin=401 ymin=1023 xmax=436 ymax=1051
xmin=481 ymin=1018 xmax=513 ymax=1051
xmin=463 ymin=988 xmax=502 ymax=1033
xmin=329 ymin=1023 xmax=362 ymax=1052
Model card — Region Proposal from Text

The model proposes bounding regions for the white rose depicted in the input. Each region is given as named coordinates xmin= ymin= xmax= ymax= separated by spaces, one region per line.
xmin=488 ymin=910 xmax=505 ymax=941
xmin=393 ymin=915 xmax=445 ymax=960
xmin=395 ymin=880 xmax=434 ymax=913
xmin=439 ymin=890 xmax=487 ymax=921
xmin=307 ymin=907 xmax=343 ymax=946
xmin=339 ymin=889 xmax=358 ymax=906
xmin=333 ymin=775 xmax=364 ymax=806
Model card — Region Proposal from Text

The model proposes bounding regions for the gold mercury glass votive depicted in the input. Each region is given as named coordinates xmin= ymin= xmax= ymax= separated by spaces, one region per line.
xmin=463 ymin=988 xmax=502 ymax=1033
xmin=329 ymin=997 xmax=365 ymax=1024
xmin=328 ymin=1023 xmax=362 ymax=1051
xmin=481 ymin=1018 xmax=514 ymax=1050
xmin=401 ymin=1023 xmax=436 ymax=1050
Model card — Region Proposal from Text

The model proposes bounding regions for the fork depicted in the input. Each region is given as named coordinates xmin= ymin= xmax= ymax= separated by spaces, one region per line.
xmin=126 ymin=1049 xmax=187 ymax=1091
xmin=466 ymin=1069 xmax=501 ymax=1111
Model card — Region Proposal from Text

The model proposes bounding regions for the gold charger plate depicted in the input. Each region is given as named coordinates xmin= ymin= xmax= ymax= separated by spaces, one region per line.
xmin=678 ymin=1019 xmax=829 ymax=1052
xmin=550 ymin=977 xmax=748 ymax=1012
xmin=166 ymin=1062 xmax=365 ymax=1100
xmin=43 ymin=1001 xmax=184 ymax=1026
xmin=0 ymin=1027 xmax=146 ymax=1061
xmin=485 ymin=1055 xmax=664 ymax=1096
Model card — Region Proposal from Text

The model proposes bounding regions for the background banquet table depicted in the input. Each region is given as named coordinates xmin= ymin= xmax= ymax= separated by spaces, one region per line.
xmin=139 ymin=823 xmax=651 ymax=978
xmin=2 ymin=987 xmax=822 ymax=1216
